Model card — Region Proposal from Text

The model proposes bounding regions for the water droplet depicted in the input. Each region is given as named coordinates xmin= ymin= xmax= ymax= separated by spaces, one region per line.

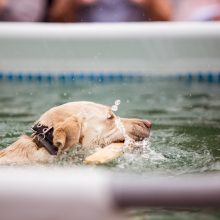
xmin=112 ymin=105 xmax=118 ymax=112
xmin=111 ymin=99 xmax=121 ymax=112
xmin=115 ymin=99 xmax=121 ymax=106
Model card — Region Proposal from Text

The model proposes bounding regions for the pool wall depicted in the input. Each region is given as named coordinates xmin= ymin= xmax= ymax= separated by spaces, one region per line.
xmin=0 ymin=22 xmax=220 ymax=82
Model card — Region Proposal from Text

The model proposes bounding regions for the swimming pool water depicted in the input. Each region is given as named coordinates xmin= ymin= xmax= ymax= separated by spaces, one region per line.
xmin=0 ymin=79 xmax=220 ymax=219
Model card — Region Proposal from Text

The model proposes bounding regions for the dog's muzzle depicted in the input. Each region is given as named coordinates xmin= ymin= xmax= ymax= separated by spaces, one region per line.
xmin=31 ymin=122 xmax=58 ymax=155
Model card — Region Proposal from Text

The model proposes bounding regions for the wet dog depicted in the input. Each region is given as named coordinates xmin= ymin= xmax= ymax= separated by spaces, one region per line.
xmin=0 ymin=101 xmax=151 ymax=164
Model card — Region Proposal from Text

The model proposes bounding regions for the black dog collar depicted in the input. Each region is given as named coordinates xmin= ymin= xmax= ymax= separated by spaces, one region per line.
xmin=31 ymin=122 xmax=58 ymax=155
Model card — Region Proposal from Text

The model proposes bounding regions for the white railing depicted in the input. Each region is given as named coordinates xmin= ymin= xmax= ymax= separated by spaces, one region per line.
xmin=0 ymin=22 xmax=220 ymax=76
xmin=0 ymin=167 xmax=220 ymax=220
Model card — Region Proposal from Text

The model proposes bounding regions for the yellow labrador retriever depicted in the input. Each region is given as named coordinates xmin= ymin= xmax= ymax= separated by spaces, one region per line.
xmin=0 ymin=101 xmax=151 ymax=165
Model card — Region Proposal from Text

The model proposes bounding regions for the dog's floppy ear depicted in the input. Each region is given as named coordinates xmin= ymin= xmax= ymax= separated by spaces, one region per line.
xmin=53 ymin=116 xmax=81 ymax=152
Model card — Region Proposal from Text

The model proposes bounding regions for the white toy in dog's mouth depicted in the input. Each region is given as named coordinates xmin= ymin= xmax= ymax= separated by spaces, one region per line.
xmin=84 ymin=142 xmax=124 ymax=165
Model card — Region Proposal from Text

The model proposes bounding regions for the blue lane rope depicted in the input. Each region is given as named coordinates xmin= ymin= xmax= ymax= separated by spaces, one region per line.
xmin=0 ymin=71 xmax=219 ymax=83
xmin=177 ymin=72 xmax=220 ymax=83
xmin=0 ymin=71 xmax=144 ymax=83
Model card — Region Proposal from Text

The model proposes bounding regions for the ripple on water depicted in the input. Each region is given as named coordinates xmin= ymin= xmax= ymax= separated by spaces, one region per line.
xmin=0 ymin=112 xmax=34 ymax=118
xmin=183 ymin=93 xmax=212 ymax=100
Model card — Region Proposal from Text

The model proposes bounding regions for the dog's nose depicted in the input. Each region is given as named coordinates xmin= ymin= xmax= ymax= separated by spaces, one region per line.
xmin=144 ymin=120 xmax=152 ymax=129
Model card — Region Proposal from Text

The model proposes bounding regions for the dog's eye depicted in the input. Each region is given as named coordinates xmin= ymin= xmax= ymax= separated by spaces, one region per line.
xmin=107 ymin=113 xmax=114 ymax=120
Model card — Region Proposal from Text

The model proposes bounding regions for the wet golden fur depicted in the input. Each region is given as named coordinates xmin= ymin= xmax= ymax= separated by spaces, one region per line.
xmin=0 ymin=101 xmax=151 ymax=165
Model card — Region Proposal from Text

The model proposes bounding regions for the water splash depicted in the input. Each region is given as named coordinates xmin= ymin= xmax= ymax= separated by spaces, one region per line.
xmin=112 ymin=99 xmax=134 ymax=147
xmin=134 ymin=137 xmax=165 ymax=161
xmin=112 ymin=99 xmax=165 ymax=162
xmin=115 ymin=116 xmax=134 ymax=148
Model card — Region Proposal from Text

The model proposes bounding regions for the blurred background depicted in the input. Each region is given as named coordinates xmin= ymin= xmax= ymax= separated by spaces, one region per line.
xmin=1 ymin=1 xmax=220 ymax=220
xmin=0 ymin=0 xmax=220 ymax=23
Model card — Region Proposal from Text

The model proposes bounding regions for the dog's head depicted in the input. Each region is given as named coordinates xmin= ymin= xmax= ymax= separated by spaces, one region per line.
xmin=69 ymin=102 xmax=151 ymax=148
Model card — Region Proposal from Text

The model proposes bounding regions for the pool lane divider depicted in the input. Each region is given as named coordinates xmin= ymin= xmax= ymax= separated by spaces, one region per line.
xmin=0 ymin=72 xmax=220 ymax=83
xmin=0 ymin=72 xmax=143 ymax=83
